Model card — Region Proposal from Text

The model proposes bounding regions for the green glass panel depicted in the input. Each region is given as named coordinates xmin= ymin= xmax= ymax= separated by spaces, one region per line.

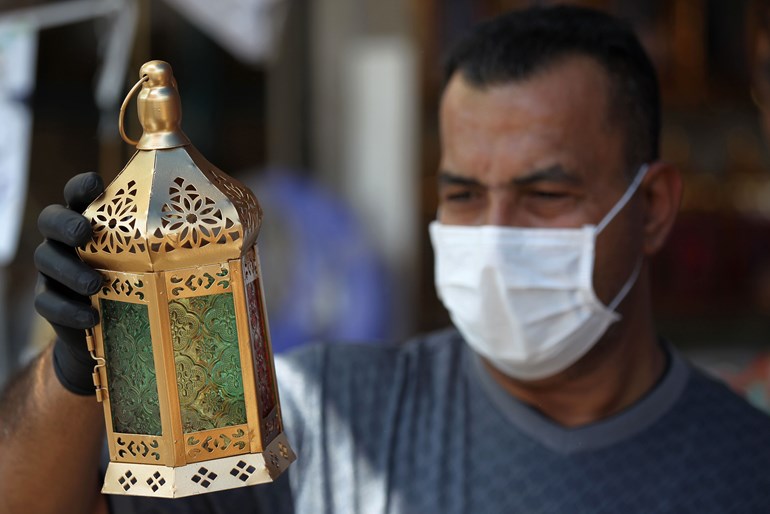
xmin=101 ymin=299 xmax=162 ymax=435
xmin=170 ymin=293 xmax=247 ymax=433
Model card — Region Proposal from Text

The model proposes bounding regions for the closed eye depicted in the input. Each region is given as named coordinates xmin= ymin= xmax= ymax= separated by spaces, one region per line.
xmin=446 ymin=190 xmax=476 ymax=201
xmin=529 ymin=190 xmax=570 ymax=199
xmin=440 ymin=184 xmax=486 ymax=203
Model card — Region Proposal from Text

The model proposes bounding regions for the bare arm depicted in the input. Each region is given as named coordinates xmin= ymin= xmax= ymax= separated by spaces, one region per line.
xmin=1 ymin=172 xmax=110 ymax=513
xmin=0 ymin=346 xmax=108 ymax=514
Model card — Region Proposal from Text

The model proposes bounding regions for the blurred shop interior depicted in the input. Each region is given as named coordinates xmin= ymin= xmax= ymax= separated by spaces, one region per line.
xmin=3 ymin=0 xmax=770 ymax=409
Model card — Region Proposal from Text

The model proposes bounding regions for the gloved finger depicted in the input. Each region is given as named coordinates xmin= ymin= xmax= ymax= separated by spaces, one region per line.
xmin=64 ymin=172 xmax=104 ymax=212
xmin=35 ymin=273 xmax=92 ymax=306
xmin=34 ymin=284 xmax=98 ymax=330
xmin=51 ymin=323 xmax=93 ymax=363
xmin=34 ymin=241 xmax=103 ymax=296
xmin=38 ymin=205 xmax=93 ymax=247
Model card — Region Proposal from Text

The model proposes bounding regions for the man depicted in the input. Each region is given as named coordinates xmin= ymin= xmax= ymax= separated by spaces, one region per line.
xmin=3 ymin=5 xmax=770 ymax=513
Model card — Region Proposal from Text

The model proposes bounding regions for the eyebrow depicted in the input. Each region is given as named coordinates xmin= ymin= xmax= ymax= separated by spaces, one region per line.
xmin=512 ymin=165 xmax=583 ymax=186
xmin=438 ymin=165 xmax=583 ymax=188
xmin=438 ymin=172 xmax=482 ymax=187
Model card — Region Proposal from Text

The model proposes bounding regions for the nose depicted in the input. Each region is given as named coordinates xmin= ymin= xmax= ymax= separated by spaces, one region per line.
xmin=484 ymin=190 xmax=516 ymax=226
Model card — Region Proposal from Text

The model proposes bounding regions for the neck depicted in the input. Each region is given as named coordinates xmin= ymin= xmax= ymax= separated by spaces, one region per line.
xmin=482 ymin=279 xmax=666 ymax=428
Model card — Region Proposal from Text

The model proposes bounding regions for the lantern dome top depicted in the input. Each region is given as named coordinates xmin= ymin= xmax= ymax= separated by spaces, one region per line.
xmin=77 ymin=61 xmax=262 ymax=273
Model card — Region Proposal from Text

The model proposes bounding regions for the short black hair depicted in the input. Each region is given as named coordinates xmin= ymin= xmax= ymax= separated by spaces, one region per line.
xmin=444 ymin=5 xmax=660 ymax=174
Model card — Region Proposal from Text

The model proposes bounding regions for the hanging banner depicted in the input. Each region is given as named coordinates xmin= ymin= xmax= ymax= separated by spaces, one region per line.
xmin=163 ymin=0 xmax=288 ymax=64
xmin=0 ymin=22 xmax=37 ymax=266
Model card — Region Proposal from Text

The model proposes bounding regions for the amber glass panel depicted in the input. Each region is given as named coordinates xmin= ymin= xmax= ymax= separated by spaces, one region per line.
xmin=170 ymin=293 xmax=247 ymax=432
xmin=101 ymin=299 xmax=162 ymax=435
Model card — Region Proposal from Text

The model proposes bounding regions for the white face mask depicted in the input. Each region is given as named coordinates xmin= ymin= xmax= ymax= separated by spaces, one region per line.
xmin=430 ymin=164 xmax=649 ymax=380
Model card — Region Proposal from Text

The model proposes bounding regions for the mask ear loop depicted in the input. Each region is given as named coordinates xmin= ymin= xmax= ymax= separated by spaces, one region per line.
xmin=595 ymin=163 xmax=650 ymax=234
xmin=598 ymin=163 xmax=650 ymax=311
xmin=608 ymin=258 xmax=643 ymax=311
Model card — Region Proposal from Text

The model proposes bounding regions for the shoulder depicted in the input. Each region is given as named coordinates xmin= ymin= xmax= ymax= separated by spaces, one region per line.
xmin=649 ymin=345 xmax=770 ymax=442
xmin=663 ymin=365 xmax=770 ymax=471
xmin=270 ymin=329 xmax=467 ymax=500
xmin=272 ymin=327 xmax=465 ymax=437
xmin=680 ymin=367 xmax=770 ymax=432
xmin=657 ymin=367 xmax=770 ymax=505
xmin=275 ymin=327 xmax=465 ymax=388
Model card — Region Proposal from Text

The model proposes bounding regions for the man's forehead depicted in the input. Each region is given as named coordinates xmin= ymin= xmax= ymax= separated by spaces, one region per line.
xmin=440 ymin=56 xmax=614 ymax=126
xmin=439 ymin=56 xmax=623 ymax=185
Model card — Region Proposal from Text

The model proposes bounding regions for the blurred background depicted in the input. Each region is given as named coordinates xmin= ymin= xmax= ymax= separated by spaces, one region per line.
xmin=2 ymin=0 xmax=770 ymax=409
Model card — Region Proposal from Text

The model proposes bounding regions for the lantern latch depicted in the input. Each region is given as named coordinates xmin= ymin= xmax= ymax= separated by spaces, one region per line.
xmin=85 ymin=328 xmax=108 ymax=402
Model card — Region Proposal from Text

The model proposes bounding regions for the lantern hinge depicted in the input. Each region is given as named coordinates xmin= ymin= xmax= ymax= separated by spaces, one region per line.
xmin=85 ymin=329 xmax=107 ymax=402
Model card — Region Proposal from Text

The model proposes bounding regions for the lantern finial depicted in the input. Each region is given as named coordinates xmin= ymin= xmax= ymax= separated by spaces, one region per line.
xmin=130 ymin=60 xmax=191 ymax=150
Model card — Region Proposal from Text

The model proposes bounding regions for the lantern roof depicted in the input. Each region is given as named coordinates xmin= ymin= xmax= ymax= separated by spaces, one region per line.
xmin=77 ymin=61 xmax=262 ymax=272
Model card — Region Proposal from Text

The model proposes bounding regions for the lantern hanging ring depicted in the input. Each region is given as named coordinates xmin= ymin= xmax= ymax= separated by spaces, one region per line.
xmin=118 ymin=74 xmax=149 ymax=146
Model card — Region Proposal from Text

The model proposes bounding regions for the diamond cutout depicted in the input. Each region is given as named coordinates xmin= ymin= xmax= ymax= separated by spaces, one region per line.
xmin=146 ymin=471 xmax=166 ymax=493
xmin=230 ymin=460 xmax=257 ymax=482
xmin=117 ymin=470 xmax=137 ymax=491
xmin=191 ymin=466 xmax=218 ymax=489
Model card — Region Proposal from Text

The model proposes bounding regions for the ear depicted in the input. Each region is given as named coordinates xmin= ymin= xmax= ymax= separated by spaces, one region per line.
xmin=640 ymin=161 xmax=682 ymax=256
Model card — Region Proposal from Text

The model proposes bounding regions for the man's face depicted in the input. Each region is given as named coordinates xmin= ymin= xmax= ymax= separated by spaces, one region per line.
xmin=438 ymin=56 xmax=644 ymax=306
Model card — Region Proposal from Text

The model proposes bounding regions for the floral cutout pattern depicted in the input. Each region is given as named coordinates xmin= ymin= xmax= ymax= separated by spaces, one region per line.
xmin=85 ymin=180 xmax=145 ymax=255
xmin=168 ymin=267 xmax=230 ymax=297
xmin=116 ymin=437 xmax=161 ymax=463
xmin=102 ymin=277 xmax=145 ymax=301
xmin=186 ymin=428 xmax=247 ymax=460
xmin=151 ymin=177 xmax=240 ymax=254
xmin=210 ymin=172 xmax=260 ymax=236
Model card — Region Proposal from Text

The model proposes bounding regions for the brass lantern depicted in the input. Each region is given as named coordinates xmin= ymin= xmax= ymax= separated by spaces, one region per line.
xmin=77 ymin=60 xmax=295 ymax=498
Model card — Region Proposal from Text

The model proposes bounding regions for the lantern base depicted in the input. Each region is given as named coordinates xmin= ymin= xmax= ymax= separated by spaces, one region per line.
xmin=101 ymin=432 xmax=295 ymax=498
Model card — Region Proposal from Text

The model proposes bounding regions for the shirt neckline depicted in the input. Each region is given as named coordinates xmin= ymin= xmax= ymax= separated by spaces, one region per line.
xmin=466 ymin=340 xmax=691 ymax=455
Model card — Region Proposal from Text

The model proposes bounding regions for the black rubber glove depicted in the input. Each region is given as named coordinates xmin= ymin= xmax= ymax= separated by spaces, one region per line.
xmin=34 ymin=172 xmax=105 ymax=395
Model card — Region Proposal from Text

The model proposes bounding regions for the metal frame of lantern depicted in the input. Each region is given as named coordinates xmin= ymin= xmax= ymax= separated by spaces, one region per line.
xmin=78 ymin=61 xmax=294 ymax=498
